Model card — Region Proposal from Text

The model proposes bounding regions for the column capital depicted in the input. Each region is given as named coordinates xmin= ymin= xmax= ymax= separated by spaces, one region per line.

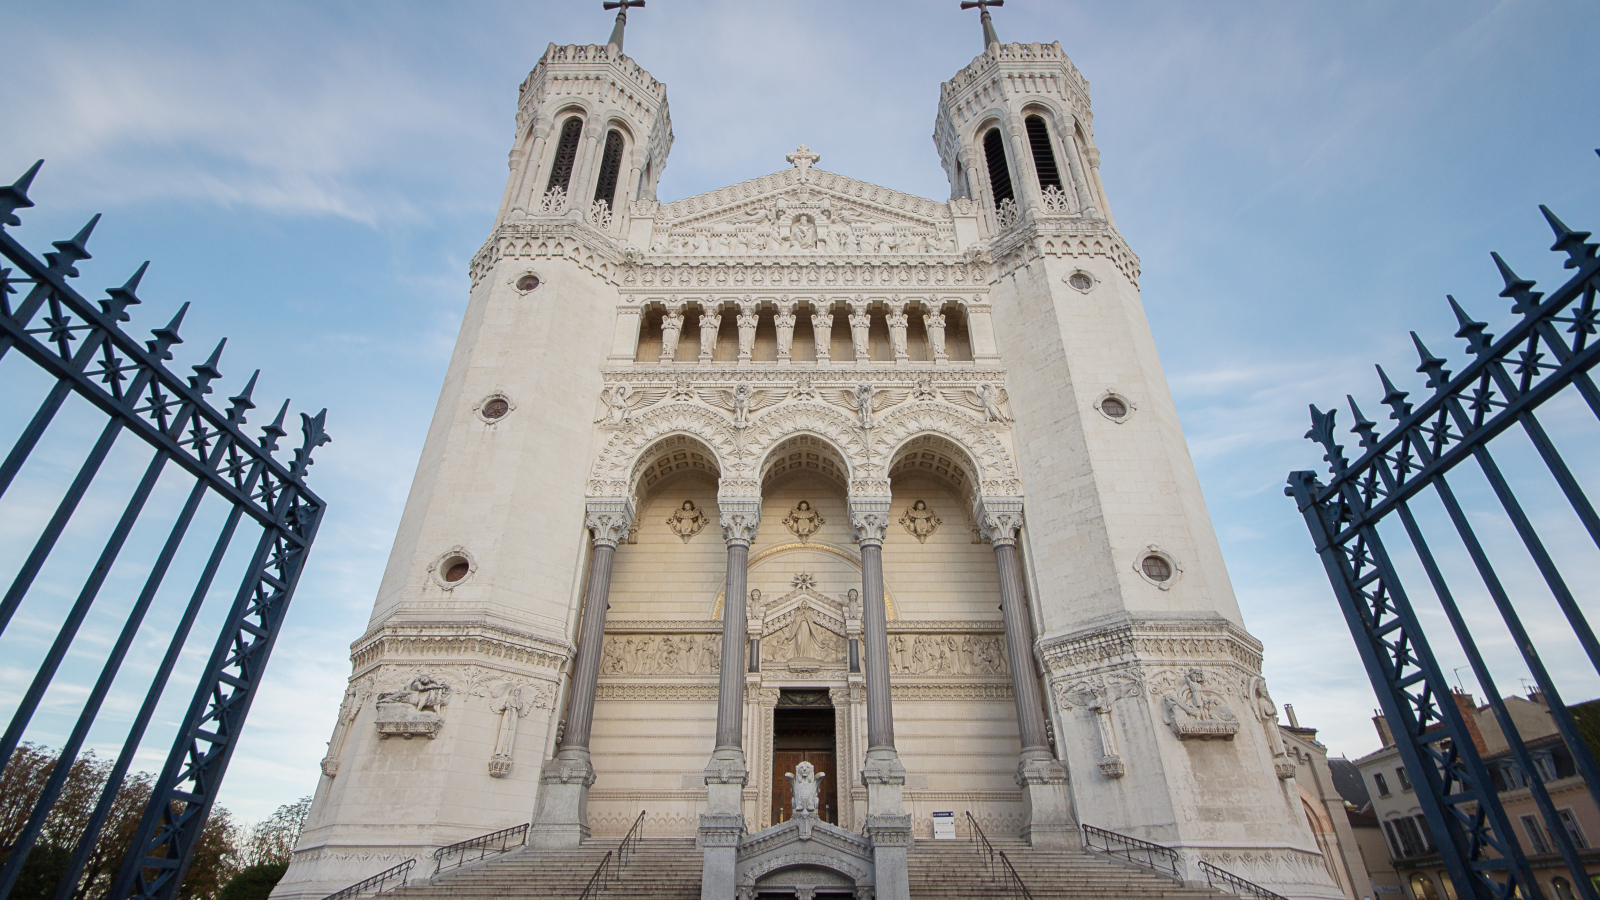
xmin=848 ymin=497 xmax=892 ymax=546
xmin=585 ymin=499 xmax=635 ymax=548
xmin=719 ymin=498 xmax=761 ymax=547
xmin=975 ymin=497 xmax=1024 ymax=547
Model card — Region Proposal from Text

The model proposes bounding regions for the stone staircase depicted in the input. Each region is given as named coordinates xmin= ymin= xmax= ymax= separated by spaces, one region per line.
xmin=379 ymin=834 xmax=1236 ymax=899
xmin=389 ymin=837 xmax=702 ymax=900
xmin=909 ymin=838 xmax=1234 ymax=900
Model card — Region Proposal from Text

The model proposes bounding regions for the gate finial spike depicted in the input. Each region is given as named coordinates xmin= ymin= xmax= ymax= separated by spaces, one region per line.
xmin=1446 ymin=295 xmax=1493 ymax=357
xmin=1305 ymin=404 xmax=1347 ymax=476
xmin=292 ymin=409 xmax=333 ymax=478
xmin=260 ymin=400 xmax=290 ymax=452
xmin=101 ymin=262 xmax=149 ymax=322
xmin=227 ymin=370 xmax=260 ymax=424
xmin=147 ymin=302 xmax=189 ymax=360
xmin=0 ymin=160 xmax=43 ymax=227
xmin=1490 ymin=252 xmax=1544 ymax=316
xmin=190 ymin=339 xmax=226 ymax=393
xmin=1376 ymin=365 xmax=1413 ymax=420
xmin=1411 ymin=332 xmax=1451 ymax=391
xmin=44 ymin=214 xmax=101 ymax=277
xmin=1347 ymin=396 xmax=1381 ymax=451
xmin=1539 ymin=205 xmax=1595 ymax=268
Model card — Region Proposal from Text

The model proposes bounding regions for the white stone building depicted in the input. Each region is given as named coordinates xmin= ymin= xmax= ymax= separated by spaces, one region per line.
xmin=273 ymin=10 xmax=1341 ymax=900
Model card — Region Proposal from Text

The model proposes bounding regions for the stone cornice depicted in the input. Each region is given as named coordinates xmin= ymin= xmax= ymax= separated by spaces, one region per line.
xmin=618 ymin=258 xmax=991 ymax=293
xmin=1038 ymin=614 xmax=1264 ymax=675
xmin=470 ymin=221 xmax=622 ymax=288
xmin=941 ymin=41 xmax=1091 ymax=114
xmin=659 ymin=167 xmax=949 ymax=227
xmin=350 ymin=620 xmax=574 ymax=675
xmin=990 ymin=217 xmax=1141 ymax=287
xmin=600 ymin=367 xmax=1008 ymax=383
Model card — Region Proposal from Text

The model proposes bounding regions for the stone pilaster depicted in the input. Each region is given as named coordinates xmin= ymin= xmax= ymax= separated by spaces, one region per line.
xmin=977 ymin=498 xmax=1077 ymax=850
xmin=532 ymin=499 xmax=632 ymax=849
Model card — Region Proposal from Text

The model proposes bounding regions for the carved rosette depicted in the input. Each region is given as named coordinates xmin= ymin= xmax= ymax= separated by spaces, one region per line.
xmin=975 ymin=498 xmax=1024 ymax=547
xmin=585 ymin=499 xmax=635 ymax=548
xmin=847 ymin=498 xmax=892 ymax=547
xmin=719 ymin=499 xmax=762 ymax=547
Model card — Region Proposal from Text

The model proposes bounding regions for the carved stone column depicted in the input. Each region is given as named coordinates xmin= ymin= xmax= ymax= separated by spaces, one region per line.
xmin=736 ymin=299 xmax=758 ymax=365
xmin=849 ymin=496 xmax=911 ymax=900
xmin=977 ymin=498 xmax=1076 ymax=850
xmin=886 ymin=303 xmax=909 ymax=366
xmin=811 ymin=306 xmax=834 ymax=365
xmin=774 ymin=299 xmax=796 ymax=363
xmin=1060 ymin=120 xmax=1100 ymax=218
xmin=698 ymin=308 xmax=722 ymax=363
xmin=532 ymin=499 xmax=633 ymax=849
xmin=848 ymin=298 xmax=871 ymax=363
xmin=923 ymin=308 xmax=948 ymax=365
xmin=701 ymin=498 xmax=759 ymax=900
xmin=660 ymin=303 xmax=683 ymax=363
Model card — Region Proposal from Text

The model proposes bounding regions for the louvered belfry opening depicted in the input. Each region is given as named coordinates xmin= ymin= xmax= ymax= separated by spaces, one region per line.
xmin=1025 ymin=115 xmax=1063 ymax=192
xmin=594 ymin=130 xmax=625 ymax=209
xmin=545 ymin=116 xmax=584 ymax=195
xmin=982 ymin=127 xmax=1014 ymax=206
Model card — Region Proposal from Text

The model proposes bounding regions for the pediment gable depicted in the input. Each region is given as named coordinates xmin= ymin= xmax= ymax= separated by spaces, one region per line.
xmin=658 ymin=166 xmax=951 ymax=229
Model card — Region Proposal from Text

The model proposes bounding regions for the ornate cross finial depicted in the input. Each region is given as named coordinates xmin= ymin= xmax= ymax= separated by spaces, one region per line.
xmin=786 ymin=145 xmax=820 ymax=174
xmin=603 ymin=0 xmax=644 ymax=52
xmin=960 ymin=0 xmax=1003 ymax=48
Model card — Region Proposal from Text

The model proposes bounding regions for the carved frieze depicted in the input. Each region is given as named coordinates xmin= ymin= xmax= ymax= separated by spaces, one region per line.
xmin=886 ymin=633 xmax=1007 ymax=676
xmin=600 ymin=633 xmax=723 ymax=676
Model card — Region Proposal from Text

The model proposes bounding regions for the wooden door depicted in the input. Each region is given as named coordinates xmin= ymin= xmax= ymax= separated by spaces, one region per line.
xmin=771 ymin=749 xmax=837 ymax=825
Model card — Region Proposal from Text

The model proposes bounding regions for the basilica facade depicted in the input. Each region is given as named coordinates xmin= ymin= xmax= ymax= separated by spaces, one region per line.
xmin=274 ymin=12 xmax=1340 ymax=900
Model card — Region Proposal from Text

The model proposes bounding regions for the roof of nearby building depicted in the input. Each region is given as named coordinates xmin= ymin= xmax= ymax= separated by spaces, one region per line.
xmin=1347 ymin=803 xmax=1378 ymax=827
xmin=1328 ymin=757 xmax=1372 ymax=807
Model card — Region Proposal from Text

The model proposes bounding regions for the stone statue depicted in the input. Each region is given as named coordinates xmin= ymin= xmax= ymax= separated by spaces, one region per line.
xmin=1161 ymin=668 xmax=1239 ymax=740
xmin=786 ymin=760 xmax=826 ymax=816
xmin=666 ymin=500 xmax=708 ymax=542
xmin=899 ymin=500 xmax=942 ymax=543
xmin=375 ymin=674 xmax=452 ymax=739
xmin=783 ymin=501 xmax=825 ymax=541
xmin=792 ymin=608 xmax=826 ymax=660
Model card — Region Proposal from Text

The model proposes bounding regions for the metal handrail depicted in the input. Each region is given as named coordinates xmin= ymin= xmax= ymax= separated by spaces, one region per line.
xmin=1080 ymin=823 xmax=1183 ymax=879
xmin=432 ymin=822 xmax=529 ymax=875
xmin=1199 ymin=860 xmax=1292 ymax=900
xmin=576 ymin=810 xmax=647 ymax=900
xmin=319 ymin=858 xmax=415 ymax=900
xmin=996 ymin=850 xmax=1037 ymax=900
xmin=966 ymin=811 xmax=998 ymax=878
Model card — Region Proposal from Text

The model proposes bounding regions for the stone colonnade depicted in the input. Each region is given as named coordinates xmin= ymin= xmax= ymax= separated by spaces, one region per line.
xmin=532 ymin=484 xmax=1071 ymax=888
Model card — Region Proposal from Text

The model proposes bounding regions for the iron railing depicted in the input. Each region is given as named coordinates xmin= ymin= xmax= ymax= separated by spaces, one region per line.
xmin=0 ymin=160 xmax=329 ymax=900
xmin=965 ymin=813 xmax=1035 ymax=900
xmin=1199 ymin=860 xmax=1290 ymax=900
xmin=1080 ymin=823 xmax=1182 ymax=880
xmin=319 ymin=859 xmax=415 ymax=900
xmin=576 ymin=810 xmax=646 ymax=900
xmin=1287 ymin=155 xmax=1600 ymax=900
xmin=967 ymin=811 xmax=1000 ymax=878
xmin=432 ymin=822 xmax=529 ymax=876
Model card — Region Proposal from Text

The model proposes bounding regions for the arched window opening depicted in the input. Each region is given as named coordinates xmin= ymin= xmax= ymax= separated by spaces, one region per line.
xmin=594 ymin=129 xmax=625 ymax=210
xmin=545 ymin=116 xmax=584 ymax=196
xmin=1025 ymin=116 xmax=1063 ymax=192
xmin=982 ymin=128 xmax=1014 ymax=207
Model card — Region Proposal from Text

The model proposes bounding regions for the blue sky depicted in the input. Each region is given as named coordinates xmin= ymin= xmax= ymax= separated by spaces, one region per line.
xmin=1 ymin=0 xmax=1597 ymax=824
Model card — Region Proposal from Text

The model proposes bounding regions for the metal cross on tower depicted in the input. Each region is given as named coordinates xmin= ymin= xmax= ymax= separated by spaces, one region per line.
xmin=960 ymin=0 xmax=1003 ymax=48
xmin=604 ymin=0 xmax=644 ymax=52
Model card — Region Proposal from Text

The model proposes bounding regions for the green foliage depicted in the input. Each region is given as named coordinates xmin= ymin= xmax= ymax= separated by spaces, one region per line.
xmin=218 ymin=863 xmax=290 ymax=900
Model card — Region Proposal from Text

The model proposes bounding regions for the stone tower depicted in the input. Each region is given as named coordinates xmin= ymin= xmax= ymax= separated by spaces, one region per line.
xmin=273 ymin=14 xmax=1341 ymax=900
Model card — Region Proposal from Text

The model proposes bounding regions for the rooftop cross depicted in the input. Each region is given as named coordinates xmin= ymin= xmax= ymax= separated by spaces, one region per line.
xmin=786 ymin=145 xmax=821 ymax=174
xmin=603 ymin=0 xmax=644 ymax=52
xmin=960 ymin=0 xmax=1003 ymax=49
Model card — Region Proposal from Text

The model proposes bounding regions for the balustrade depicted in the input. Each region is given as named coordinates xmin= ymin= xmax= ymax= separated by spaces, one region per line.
xmin=630 ymin=299 xmax=973 ymax=365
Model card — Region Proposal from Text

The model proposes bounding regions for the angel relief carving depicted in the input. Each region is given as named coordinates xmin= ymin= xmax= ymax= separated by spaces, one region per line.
xmin=697 ymin=383 xmax=786 ymax=429
xmin=899 ymin=500 xmax=941 ymax=543
xmin=597 ymin=383 xmax=668 ymax=426
xmin=942 ymin=383 xmax=1011 ymax=425
xmin=782 ymin=501 xmax=825 ymax=542
xmin=825 ymin=384 xmax=909 ymax=428
xmin=666 ymin=500 xmax=708 ymax=542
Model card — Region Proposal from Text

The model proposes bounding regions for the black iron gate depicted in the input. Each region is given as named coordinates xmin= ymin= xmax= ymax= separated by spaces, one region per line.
xmin=0 ymin=161 xmax=328 ymax=899
xmin=1288 ymin=157 xmax=1600 ymax=900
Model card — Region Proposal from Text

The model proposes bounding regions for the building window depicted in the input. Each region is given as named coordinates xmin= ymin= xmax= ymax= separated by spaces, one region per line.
xmin=1024 ymin=115 xmax=1063 ymax=193
xmin=1523 ymin=815 xmax=1552 ymax=854
xmin=594 ymin=129 xmax=625 ymax=210
xmin=1374 ymin=773 xmax=1391 ymax=796
xmin=1413 ymin=815 xmax=1436 ymax=852
xmin=983 ymin=127 xmax=1014 ymax=207
xmin=1141 ymin=554 xmax=1172 ymax=581
xmin=1397 ymin=766 xmax=1412 ymax=790
xmin=1553 ymin=877 xmax=1576 ymax=900
xmin=546 ymin=116 xmax=584 ymax=195
xmin=1559 ymin=809 xmax=1588 ymax=849
xmin=1532 ymin=751 xmax=1558 ymax=783
xmin=1393 ymin=816 xmax=1428 ymax=858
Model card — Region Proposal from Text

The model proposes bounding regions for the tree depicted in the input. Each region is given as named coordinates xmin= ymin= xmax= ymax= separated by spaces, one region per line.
xmin=238 ymin=798 xmax=311 ymax=870
xmin=217 ymin=864 xmax=288 ymax=900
